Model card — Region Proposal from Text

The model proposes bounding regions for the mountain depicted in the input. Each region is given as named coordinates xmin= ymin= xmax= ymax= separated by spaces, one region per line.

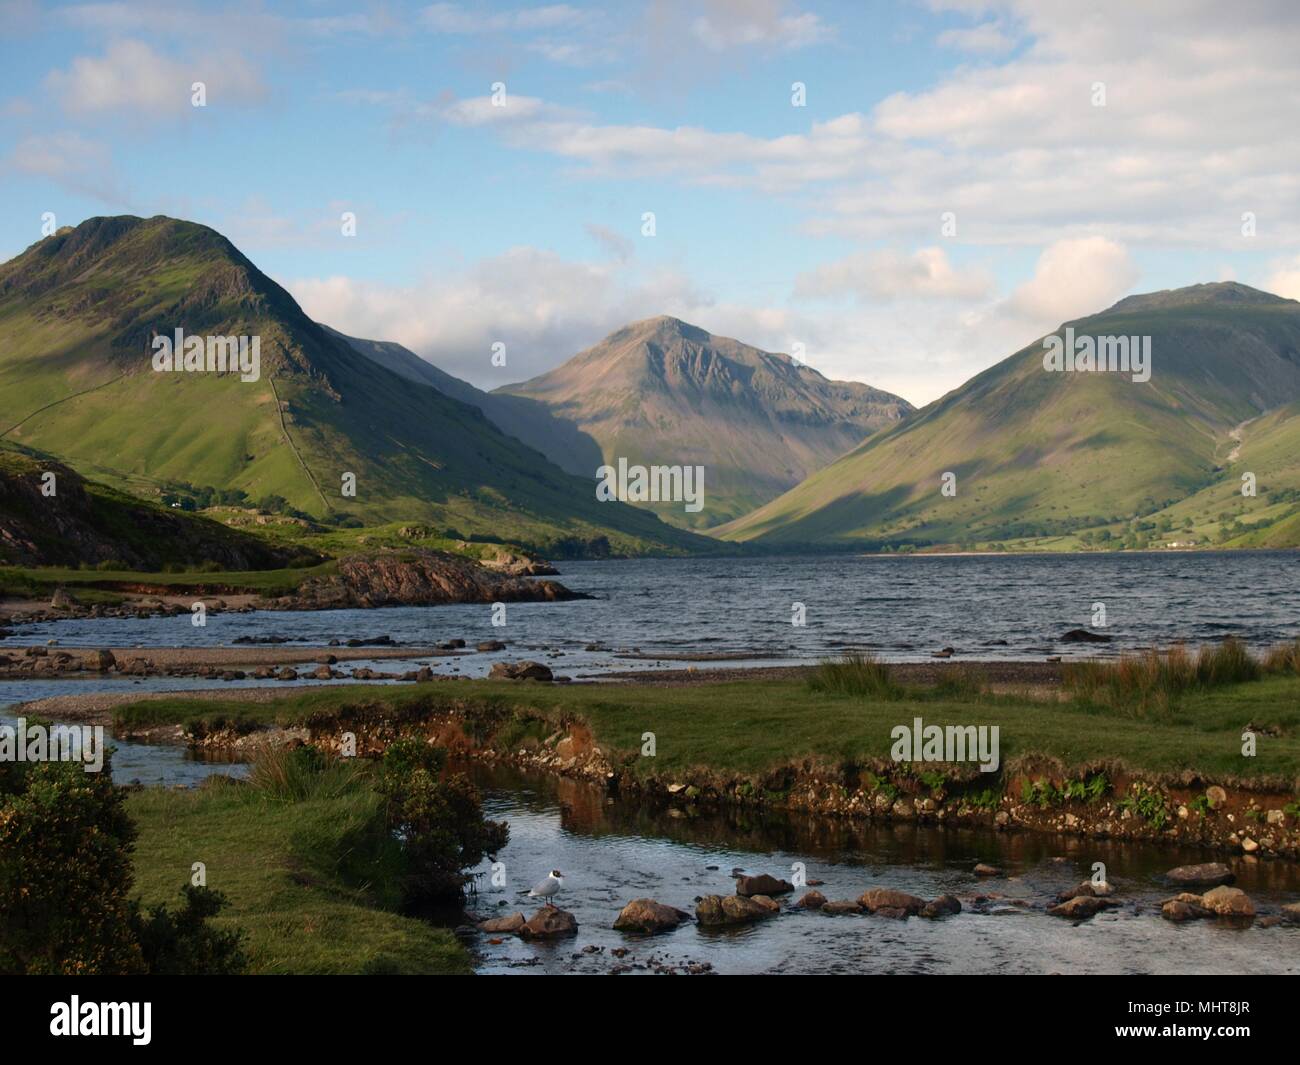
xmin=0 ymin=444 xmax=312 ymax=570
xmin=473 ymin=316 xmax=914 ymax=529
xmin=0 ymin=216 xmax=705 ymax=557
xmin=717 ymin=282 xmax=1300 ymax=549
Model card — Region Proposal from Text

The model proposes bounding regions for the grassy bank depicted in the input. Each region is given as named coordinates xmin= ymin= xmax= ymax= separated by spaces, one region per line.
xmin=113 ymin=667 xmax=1300 ymax=784
xmin=0 ymin=560 xmax=337 ymax=602
xmin=127 ymin=775 xmax=470 ymax=974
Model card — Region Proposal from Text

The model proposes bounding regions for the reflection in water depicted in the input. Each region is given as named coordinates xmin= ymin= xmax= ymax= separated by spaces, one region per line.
xmin=463 ymin=762 xmax=1300 ymax=975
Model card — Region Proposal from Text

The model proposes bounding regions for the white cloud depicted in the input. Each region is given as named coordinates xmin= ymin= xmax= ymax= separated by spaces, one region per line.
xmin=936 ymin=22 xmax=1016 ymax=54
xmin=1000 ymin=236 xmax=1138 ymax=325
xmin=1264 ymin=256 xmax=1300 ymax=301
xmin=46 ymin=38 xmax=265 ymax=117
xmin=795 ymin=247 xmax=994 ymax=303
xmin=421 ymin=3 xmax=584 ymax=34
xmin=286 ymin=247 xmax=713 ymax=387
xmin=3 ymin=131 xmax=127 ymax=203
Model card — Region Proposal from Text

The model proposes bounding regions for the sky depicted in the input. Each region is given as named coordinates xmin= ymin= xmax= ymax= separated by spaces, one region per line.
xmin=2 ymin=0 xmax=1300 ymax=406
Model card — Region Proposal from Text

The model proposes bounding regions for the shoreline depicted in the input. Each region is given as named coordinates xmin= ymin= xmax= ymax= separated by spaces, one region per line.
xmin=12 ymin=671 xmax=1299 ymax=861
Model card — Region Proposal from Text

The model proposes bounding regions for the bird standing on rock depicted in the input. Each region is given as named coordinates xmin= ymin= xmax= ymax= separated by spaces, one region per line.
xmin=529 ymin=870 xmax=564 ymax=908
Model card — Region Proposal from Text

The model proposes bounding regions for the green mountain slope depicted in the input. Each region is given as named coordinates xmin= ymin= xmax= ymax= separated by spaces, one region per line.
xmin=487 ymin=316 xmax=914 ymax=529
xmin=0 ymin=444 xmax=313 ymax=569
xmin=0 ymin=216 xmax=706 ymax=556
xmin=717 ymin=283 xmax=1300 ymax=548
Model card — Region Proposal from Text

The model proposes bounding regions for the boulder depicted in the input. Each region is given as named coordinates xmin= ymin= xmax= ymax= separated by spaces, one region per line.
xmin=858 ymin=887 xmax=926 ymax=916
xmin=748 ymin=894 xmax=780 ymax=913
xmin=489 ymin=660 xmax=553 ymax=682
xmin=1281 ymin=902 xmax=1300 ymax=924
xmin=1165 ymin=862 xmax=1234 ymax=888
xmin=1160 ymin=893 xmax=1210 ymax=922
xmin=1200 ymin=886 xmax=1255 ymax=917
xmin=612 ymin=898 xmax=691 ymax=934
xmin=519 ymin=907 xmax=578 ymax=939
xmin=735 ymin=873 xmax=793 ymax=897
xmin=477 ymin=640 xmax=506 ymax=652
xmin=479 ymin=912 xmax=526 ymax=934
xmin=921 ymin=894 xmax=962 ymax=918
xmin=973 ymin=862 xmax=1002 ymax=877
xmin=695 ymin=894 xmax=775 ymax=927
xmin=1061 ymin=628 xmax=1112 ymax=643
xmin=1048 ymin=895 xmax=1116 ymax=919
xmin=821 ymin=899 xmax=864 ymax=915
xmin=796 ymin=890 xmax=827 ymax=910
xmin=89 ymin=648 xmax=116 ymax=672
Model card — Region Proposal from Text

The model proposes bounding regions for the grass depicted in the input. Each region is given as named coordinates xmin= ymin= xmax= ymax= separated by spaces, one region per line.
xmin=126 ymin=749 xmax=471 ymax=975
xmin=0 ymin=560 xmax=337 ymax=601
xmin=1061 ymin=637 xmax=1273 ymax=716
xmin=112 ymin=666 xmax=1300 ymax=784
xmin=808 ymin=652 xmax=899 ymax=698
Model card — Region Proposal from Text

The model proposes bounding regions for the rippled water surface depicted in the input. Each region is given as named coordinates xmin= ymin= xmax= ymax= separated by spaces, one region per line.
xmin=6 ymin=552 xmax=1298 ymax=682
xmin=465 ymin=763 xmax=1300 ymax=976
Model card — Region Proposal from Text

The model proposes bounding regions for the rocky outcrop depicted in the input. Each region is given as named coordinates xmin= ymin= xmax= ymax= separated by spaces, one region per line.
xmin=735 ymin=873 xmax=793 ymax=897
xmin=1048 ymin=895 xmax=1117 ymax=919
xmin=696 ymin=894 xmax=775 ymax=927
xmin=1165 ymin=862 xmax=1234 ymax=887
xmin=489 ymin=660 xmax=554 ymax=682
xmin=858 ymin=888 xmax=926 ymax=916
xmin=268 ymin=550 xmax=589 ymax=610
xmin=479 ymin=912 xmax=527 ymax=934
xmin=1160 ymin=886 xmax=1255 ymax=921
xmin=613 ymin=899 xmax=691 ymax=934
xmin=1200 ymin=885 xmax=1255 ymax=917
xmin=519 ymin=907 xmax=578 ymax=939
xmin=921 ymin=894 xmax=962 ymax=918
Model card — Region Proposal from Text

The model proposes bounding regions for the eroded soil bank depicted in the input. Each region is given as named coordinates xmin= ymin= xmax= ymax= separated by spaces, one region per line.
xmin=163 ymin=693 xmax=1300 ymax=861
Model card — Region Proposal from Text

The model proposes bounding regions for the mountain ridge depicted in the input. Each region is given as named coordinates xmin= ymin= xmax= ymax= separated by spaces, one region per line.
xmin=0 ymin=215 xmax=707 ymax=557
xmin=718 ymin=282 xmax=1300 ymax=550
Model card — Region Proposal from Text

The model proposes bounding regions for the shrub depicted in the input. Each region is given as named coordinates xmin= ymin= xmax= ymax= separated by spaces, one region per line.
xmin=131 ymin=884 xmax=247 ymax=975
xmin=376 ymin=740 xmax=509 ymax=906
xmin=0 ymin=759 xmax=143 ymax=974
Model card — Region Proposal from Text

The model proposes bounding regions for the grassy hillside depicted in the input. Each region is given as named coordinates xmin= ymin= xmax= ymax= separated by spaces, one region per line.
xmin=0 ymin=216 xmax=708 ymax=558
xmin=718 ymin=284 xmax=1300 ymax=550
xmin=0 ymin=443 xmax=316 ymax=571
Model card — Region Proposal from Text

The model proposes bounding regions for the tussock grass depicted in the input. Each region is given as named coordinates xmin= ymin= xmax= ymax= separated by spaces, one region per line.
xmin=808 ymin=652 xmax=900 ymax=699
xmin=1063 ymin=638 xmax=1262 ymax=715
xmin=1263 ymin=637 xmax=1300 ymax=676
xmin=245 ymin=744 xmax=365 ymax=802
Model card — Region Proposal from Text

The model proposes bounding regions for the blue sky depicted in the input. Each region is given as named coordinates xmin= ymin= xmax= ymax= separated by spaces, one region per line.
xmin=3 ymin=1 xmax=1299 ymax=404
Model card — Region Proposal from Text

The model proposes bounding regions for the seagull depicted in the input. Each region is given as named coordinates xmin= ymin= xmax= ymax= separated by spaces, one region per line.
xmin=528 ymin=870 xmax=564 ymax=908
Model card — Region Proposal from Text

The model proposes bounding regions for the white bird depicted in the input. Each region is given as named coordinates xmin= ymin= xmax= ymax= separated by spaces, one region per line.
xmin=528 ymin=869 xmax=564 ymax=907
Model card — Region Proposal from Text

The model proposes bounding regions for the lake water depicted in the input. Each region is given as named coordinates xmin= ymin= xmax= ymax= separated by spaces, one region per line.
xmin=4 ymin=553 xmax=1298 ymax=695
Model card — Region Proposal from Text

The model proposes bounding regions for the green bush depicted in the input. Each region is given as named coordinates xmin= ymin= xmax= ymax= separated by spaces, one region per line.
xmin=131 ymin=884 xmax=247 ymax=975
xmin=0 ymin=759 xmax=143 ymax=974
xmin=376 ymin=739 xmax=509 ymax=906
